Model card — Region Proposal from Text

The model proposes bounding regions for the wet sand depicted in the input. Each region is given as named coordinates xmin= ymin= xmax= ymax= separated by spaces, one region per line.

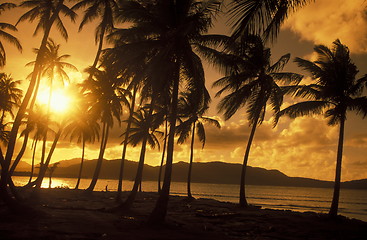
xmin=0 ymin=188 xmax=366 ymax=239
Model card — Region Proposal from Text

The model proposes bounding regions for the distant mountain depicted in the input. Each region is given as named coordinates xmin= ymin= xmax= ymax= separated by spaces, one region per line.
xmin=14 ymin=159 xmax=367 ymax=189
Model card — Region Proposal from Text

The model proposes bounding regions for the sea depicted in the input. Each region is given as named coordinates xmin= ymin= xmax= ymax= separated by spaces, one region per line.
xmin=12 ymin=176 xmax=367 ymax=222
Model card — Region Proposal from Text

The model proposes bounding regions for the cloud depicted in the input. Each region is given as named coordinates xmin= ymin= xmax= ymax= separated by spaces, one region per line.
xmin=284 ymin=0 xmax=367 ymax=53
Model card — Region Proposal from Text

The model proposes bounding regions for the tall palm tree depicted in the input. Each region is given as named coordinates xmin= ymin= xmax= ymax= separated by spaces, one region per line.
xmin=64 ymin=100 xmax=100 ymax=189
xmin=115 ymin=0 xmax=222 ymax=223
xmin=0 ymin=0 xmax=76 ymax=210
xmin=83 ymin=68 xmax=129 ymax=192
xmin=0 ymin=3 xmax=22 ymax=68
xmin=121 ymin=106 xmax=162 ymax=209
xmin=228 ymin=0 xmax=311 ymax=41
xmin=176 ymin=90 xmax=221 ymax=198
xmin=277 ymin=39 xmax=367 ymax=217
xmin=116 ymin=84 xmax=138 ymax=201
xmin=28 ymin=39 xmax=77 ymax=187
xmin=72 ymin=0 xmax=119 ymax=69
xmin=213 ymin=35 xmax=302 ymax=207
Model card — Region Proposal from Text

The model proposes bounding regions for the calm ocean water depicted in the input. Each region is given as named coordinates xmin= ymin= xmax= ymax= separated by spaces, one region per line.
xmin=12 ymin=176 xmax=367 ymax=222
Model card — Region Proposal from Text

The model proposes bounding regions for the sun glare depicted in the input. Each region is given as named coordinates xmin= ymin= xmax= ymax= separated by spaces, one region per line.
xmin=37 ymin=88 xmax=72 ymax=114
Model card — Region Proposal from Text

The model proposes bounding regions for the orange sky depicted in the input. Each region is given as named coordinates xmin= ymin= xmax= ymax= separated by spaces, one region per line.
xmin=1 ymin=0 xmax=367 ymax=181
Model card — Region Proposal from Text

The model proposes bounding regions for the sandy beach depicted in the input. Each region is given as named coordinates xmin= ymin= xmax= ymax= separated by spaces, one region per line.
xmin=0 ymin=188 xmax=366 ymax=240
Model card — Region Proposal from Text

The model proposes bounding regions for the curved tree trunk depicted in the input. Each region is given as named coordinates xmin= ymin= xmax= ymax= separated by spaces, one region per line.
xmin=0 ymin=3 xmax=62 ymax=211
xmin=158 ymin=118 xmax=168 ymax=193
xmin=75 ymin=138 xmax=86 ymax=190
xmin=149 ymin=62 xmax=180 ymax=223
xmin=29 ymin=139 xmax=38 ymax=184
xmin=187 ymin=123 xmax=196 ymax=199
xmin=239 ymin=120 xmax=258 ymax=208
xmin=329 ymin=118 xmax=345 ymax=217
xmin=122 ymin=136 xmax=148 ymax=209
xmin=86 ymin=122 xmax=109 ymax=192
xmin=117 ymin=87 xmax=137 ymax=201
xmin=9 ymin=71 xmax=42 ymax=178
xmin=33 ymin=127 xmax=62 ymax=191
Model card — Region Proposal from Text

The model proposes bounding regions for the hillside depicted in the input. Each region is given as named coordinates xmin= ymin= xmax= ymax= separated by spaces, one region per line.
xmin=14 ymin=159 xmax=367 ymax=189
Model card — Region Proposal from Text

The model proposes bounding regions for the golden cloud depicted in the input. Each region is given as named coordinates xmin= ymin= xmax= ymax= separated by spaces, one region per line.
xmin=284 ymin=0 xmax=367 ymax=53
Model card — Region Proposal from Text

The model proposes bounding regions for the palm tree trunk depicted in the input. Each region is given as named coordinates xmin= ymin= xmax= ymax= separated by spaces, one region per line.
xmin=117 ymin=87 xmax=137 ymax=201
xmin=29 ymin=139 xmax=38 ymax=184
xmin=86 ymin=122 xmax=109 ymax=192
xmin=75 ymin=138 xmax=86 ymax=190
xmin=122 ymin=136 xmax=148 ymax=209
xmin=329 ymin=118 xmax=345 ymax=217
xmin=0 ymin=4 xmax=61 ymax=210
xmin=92 ymin=27 xmax=105 ymax=69
xmin=34 ymin=127 xmax=62 ymax=190
xmin=8 ymin=71 xmax=42 ymax=178
xmin=240 ymin=120 xmax=258 ymax=208
xmin=158 ymin=118 xmax=168 ymax=193
xmin=149 ymin=62 xmax=180 ymax=223
xmin=187 ymin=123 xmax=196 ymax=199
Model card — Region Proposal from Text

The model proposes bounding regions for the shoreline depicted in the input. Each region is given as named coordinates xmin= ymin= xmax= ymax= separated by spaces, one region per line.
xmin=1 ymin=188 xmax=366 ymax=239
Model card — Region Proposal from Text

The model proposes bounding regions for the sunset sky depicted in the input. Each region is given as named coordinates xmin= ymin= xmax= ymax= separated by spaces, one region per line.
xmin=1 ymin=0 xmax=367 ymax=182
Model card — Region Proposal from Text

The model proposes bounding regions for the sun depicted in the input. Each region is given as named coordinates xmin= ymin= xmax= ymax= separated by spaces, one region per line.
xmin=37 ymin=87 xmax=72 ymax=114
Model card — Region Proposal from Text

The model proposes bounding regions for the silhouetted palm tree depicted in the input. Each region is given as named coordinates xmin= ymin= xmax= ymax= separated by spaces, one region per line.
xmin=72 ymin=0 xmax=119 ymax=69
xmin=121 ymin=106 xmax=162 ymax=209
xmin=20 ymin=105 xmax=56 ymax=188
xmin=277 ymin=39 xmax=367 ymax=217
xmin=116 ymin=84 xmax=138 ymax=201
xmin=0 ymin=3 xmax=22 ymax=67
xmin=28 ymin=39 xmax=77 ymax=187
xmin=228 ymin=0 xmax=311 ymax=41
xmin=83 ymin=68 xmax=129 ymax=192
xmin=64 ymin=100 xmax=100 ymax=189
xmin=115 ymin=0 xmax=222 ymax=223
xmin=0 ymin=73 xmax=23 ymax=124
xmin=214 ymin=35 xmax=302 ymax=207
xmin=0 ymin=0 xmax=75 ymax=209
xmin=176 ymin=90 xmax=220 ymax=198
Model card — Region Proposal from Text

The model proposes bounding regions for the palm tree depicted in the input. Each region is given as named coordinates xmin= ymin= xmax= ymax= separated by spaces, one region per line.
xmin=277 ymin=39 xmax=367 ymax=217
xmin=72 ymin=0 xmax=119 ymax=70
xmin=63 ymin=102 xmax=100 ymax=189
xmin=0 ymin=3 xmax=22 ymax=68
xmin=213 ymin=35 xmax=302 ymax=207
xmin=228 ymin=0 xmax=311 ymax=41
xmin=0 ymin=73 xmax=23 ymax=124
xmin=83 ymin=68 xmax=129 ymax=192
xmin=28 ymin=39 xmax=77 ymax=187
xmin=0 ymin=0 xmax=76 ymax=210
xmin=176 ymin=90 xmax=221 ymax=198
xmin=116 ymin=84 xmax=138 ymax=201
xmin=115 ymin=0 xmax=222 ymax=223
xmin=121 ymin=106 xmax=162 ymax=209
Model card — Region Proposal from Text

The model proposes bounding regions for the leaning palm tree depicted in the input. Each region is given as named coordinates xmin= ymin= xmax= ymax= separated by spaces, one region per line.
xmin=277 ymin=39 xmax=367 ymax=217
xmin=0 ymin=3 xmax=22 ymax=68
xmin=121 ymin=106 xmax=162 ymax=209
xmin=176 ymin=90 xmax=221 ymax=198
xmin=83 ymin=68 xmax=129 ymax=192
xmin=213 ymin=35 xmax=302 ymax=207
xmin=115 ymin=0 xmax=223 ymax=223
xmin=72 ymin=0 xmax=119 ymax=70
xmin=28 ymin=39 xmax=77 ymax=186
xmin=63 ymin=100 xmax=100 ymax=189
xmin=116 ymin=84 xmax=138 ymax=201
xmin=0 ymin=0 xmax=76 ymax=210
xmin=228 ymin=0 xmax=311 ymax=41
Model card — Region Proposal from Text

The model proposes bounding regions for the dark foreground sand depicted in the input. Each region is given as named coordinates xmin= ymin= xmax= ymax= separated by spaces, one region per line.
xmin=0 ymin=188 xmax=366 ymax=240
